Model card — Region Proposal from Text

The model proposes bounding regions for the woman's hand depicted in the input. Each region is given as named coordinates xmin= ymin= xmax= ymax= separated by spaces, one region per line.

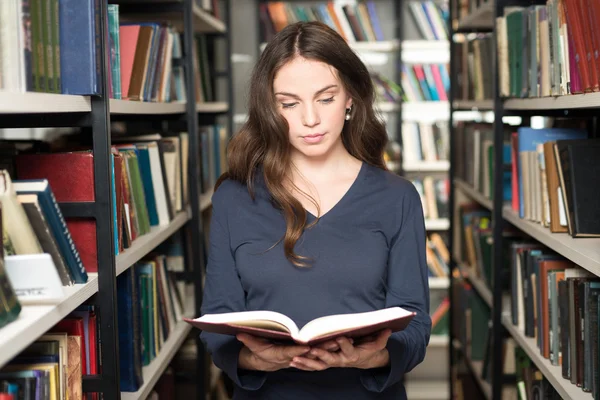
xmin=237 ymin=333 xmax=311 ymax=372
xmin=290 ymin=329 xmax=392 ymax=371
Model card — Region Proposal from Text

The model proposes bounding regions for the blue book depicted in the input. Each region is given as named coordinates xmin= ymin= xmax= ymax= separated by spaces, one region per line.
xmin=516 ymin=127 xmax=587 ymax=218
xmin=366 ymin=1 xmax=385 ymax=41
xmin=117 ymin=268 xmax=144 ymax=391
xmin=134 ymin=146 xmax=159 ymax=226
xmin=59 ymin=0 xmax=99 ymax=95
xmin=13 ymin=180 xmax=88 ymax=284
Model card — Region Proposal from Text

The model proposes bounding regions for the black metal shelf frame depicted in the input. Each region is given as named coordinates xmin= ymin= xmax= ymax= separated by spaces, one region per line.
xmin=0 ymin=1 xmax=232 ymax=399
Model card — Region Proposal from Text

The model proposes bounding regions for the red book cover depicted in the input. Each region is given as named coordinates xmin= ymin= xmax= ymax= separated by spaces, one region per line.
xmin=15 ymin=151 xmax=126 ymax=272
xmin=564 ymin=0 xmax=592 ymax=92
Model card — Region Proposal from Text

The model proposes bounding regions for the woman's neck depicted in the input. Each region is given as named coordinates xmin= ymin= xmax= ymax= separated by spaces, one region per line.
xmin=289 ymin=141 xmax=360 ymax=185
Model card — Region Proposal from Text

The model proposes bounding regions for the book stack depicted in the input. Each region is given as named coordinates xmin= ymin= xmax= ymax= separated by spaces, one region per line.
xmin=17 ymin=134 xmax=188 ymax=272
xmin=509 ymin=127 xmax=600 ymax=238
xmin=259 ymin=1 xmax=386 ymax=42
xmin=412 ymin=176 xmax=450 ymax=220
xmin=117 ymin=245 xmax=191 ymax=393
xmin=401 ymin=63 xmax=450 ymax=102
xmin=427 ymin=233 xmax=450 ymax=278
xmin=453 ymin=34 xmax=494 ymax=102
xmin=506 ymin=240 xmax=600 ymax=397
xmin=0 ymin=1 xmax=213 ymax=104
xmin=402 ymin=121 xmax=450 ymax=164
xmin=407 ymin=0 xmax=449 ymax=41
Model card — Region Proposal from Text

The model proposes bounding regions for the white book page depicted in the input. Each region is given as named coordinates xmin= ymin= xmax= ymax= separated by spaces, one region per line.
xmin=198 ymin=311 xmax=299 ymax=336
xmin=297 ymin=307 xmax=412 ymax=343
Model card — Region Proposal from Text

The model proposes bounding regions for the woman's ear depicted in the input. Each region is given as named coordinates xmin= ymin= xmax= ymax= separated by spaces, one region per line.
xmin=346 ymin=98 xmax=353 ymax=109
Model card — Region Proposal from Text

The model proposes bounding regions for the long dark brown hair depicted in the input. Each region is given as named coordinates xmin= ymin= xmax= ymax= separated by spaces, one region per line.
xmin=216 ymin=21 xmax=388 ymax=267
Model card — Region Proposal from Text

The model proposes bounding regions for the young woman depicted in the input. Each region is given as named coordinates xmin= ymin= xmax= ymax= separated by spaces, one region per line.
xmin=200 ymin=21 xmax=431 ymax=399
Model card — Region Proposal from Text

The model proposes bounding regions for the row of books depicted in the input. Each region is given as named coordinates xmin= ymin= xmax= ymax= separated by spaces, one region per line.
xmin=453 ymin=121 xmax=512 ymax=204
xmin=0 ymin=305 xmax=96 ymax=400
xmin=260 ymin=1 xmax=386 ymax=43
xmin=455 ymin=120 xmax=600 ymax=238
xmin=412 ymin=176 xmax=449 ymax=220
xmin=498 ymin=0 xmax=600 ymax=98
xmin=407 ymin=1 xmax=449 ymax=41
xmin=117 ymin=253 xmax=191 ymax=392
xmin=402 ymin=121 xmax=450 ymax=163
xmin=0 ymin=131 xmax=189 ymax=276
xmin=199 ymin=125 xmax=228 ymax=195
xmin=507 ymin=241 xmax=600 ymax=397
xmin=508 ymin=125 xmax=599 ymax=238
xmin=456 ymin=200 xmax=600 ymax=398
xmin=453 ymin=33 xmax=493 ymax=102
xmin=1 ymin=1 xmax=213 ymax=103
xmin=401 ymin=63 xmax=450 ymax=102
xmin=427 ymin=233 xmax=450 ymax=278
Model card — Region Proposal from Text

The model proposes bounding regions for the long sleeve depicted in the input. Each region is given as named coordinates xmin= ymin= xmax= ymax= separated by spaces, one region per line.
xmin=361 ymin=184 xmax=432 ymax=393
xmin=199 ymin=183 xmax=267 ymax=390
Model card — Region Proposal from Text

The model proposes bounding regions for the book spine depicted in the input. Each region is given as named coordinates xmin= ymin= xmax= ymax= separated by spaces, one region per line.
xmin=51 ymin=0 xmax=60 ymax=93
xmin=38 ymin=187 xmax=88 ymax=283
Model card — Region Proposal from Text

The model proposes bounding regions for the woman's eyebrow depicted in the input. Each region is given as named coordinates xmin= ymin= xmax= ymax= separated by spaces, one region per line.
xmin=274 ymin=84 xmax=338 ymax=99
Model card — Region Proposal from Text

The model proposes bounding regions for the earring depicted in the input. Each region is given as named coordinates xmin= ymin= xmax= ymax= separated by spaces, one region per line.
xmin=345 ymin=106 xmax=352 ymax=121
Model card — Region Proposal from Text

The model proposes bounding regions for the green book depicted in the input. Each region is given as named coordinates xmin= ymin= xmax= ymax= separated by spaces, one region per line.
xmin=0 ymin=259 xmax=21 ymax=328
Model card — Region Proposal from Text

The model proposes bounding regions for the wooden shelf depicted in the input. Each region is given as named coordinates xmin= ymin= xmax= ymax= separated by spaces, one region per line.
xmin=200 ymin=188 xmax=213 ymax=212
xmin=403 ymin=160 xmax=450 ymax=172
xmin=502 ymin=206 xmax=600 ymax=277
xmin=402 ymin=40 xmax=449 ymax=64
xmin=0 ymin=91 xmax=91 ymax=113
xmin=196 ymin=102 xmax=228 ymax=113
xmin=459 ymin=264 xmax=492 ymax=307
xmin=375 ymin=102 xmax=400 ymax=113
xmin=350 ymin=40 xmax=400 ymax=52
xmin=403 ymin=101 xmax=450 ymax=121
xmin=405 ymin=380 xmax=449 ymax=400
xmin=504 ymin=92 xmax=600 ymax=110
xmin=454 ymin=179 xmax=493 ymax=210
xmin=0 ymin=274 xmax=99 ymax=368
xmin=116 ymin=209 xmax=190 ymax=276
xmin=429 ymin=277 xmax=450 ymax=289
xmin=110 ymin=100 xmax=227 ymax=115
xmin=502 ymin=314 xmax=593 ymax=400
xmin=425 ymin=219 xmax=450 ymax=231
xmin=121 ymin=297 xmax=195 ymax=400
xmin=453 ymin=100 xmax=494 ymax=111
xmin=457 ymin=1 xmax=494 ymax=31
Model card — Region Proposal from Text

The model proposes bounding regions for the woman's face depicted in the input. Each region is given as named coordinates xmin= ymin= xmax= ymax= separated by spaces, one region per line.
xmin=273 ymin=56 xmax=353 ymax=161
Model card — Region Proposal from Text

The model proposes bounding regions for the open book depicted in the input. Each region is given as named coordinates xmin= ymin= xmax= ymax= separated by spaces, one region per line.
xmin=184 ymin=307 xmax=416 ymax=345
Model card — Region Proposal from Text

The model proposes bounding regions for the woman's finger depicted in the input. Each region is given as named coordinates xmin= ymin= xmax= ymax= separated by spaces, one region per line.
xmin=336 ymin=337 xmax=356 ymax=357
xmin=310 ymin=348 xmax=340 ymax=366
xmin=291 ymin=356 xmax=329 ymax=371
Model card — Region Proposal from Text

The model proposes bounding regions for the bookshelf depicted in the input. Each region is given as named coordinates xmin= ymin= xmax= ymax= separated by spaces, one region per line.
xmin=450 ymin=0 xmax=600 ymax=399
xmin=0 ymin=1 xmax=231 ymax=400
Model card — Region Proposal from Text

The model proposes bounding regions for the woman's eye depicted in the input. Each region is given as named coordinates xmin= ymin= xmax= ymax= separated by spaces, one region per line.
xmin=282 ymin=102 xmax=298 ymax=109
xmin=320 ymin=97 xmax=334 ymax=104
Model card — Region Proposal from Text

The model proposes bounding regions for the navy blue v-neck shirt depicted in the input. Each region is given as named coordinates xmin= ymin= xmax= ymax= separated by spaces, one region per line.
xmin=200 ymin=162 xmax=432 ymax=399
